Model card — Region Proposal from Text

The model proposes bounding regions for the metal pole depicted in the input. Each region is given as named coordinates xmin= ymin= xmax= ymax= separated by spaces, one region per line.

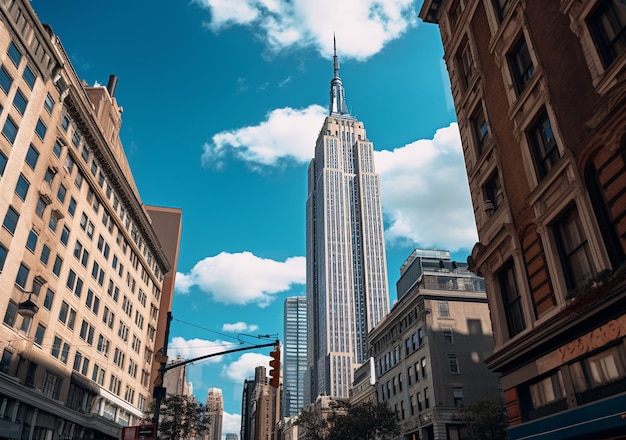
xmin=152 ymin=311 xmax=172 ymax=434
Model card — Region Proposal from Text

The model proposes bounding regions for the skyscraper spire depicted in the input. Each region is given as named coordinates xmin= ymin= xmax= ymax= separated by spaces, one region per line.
xmin=330 ymin=35 xmax=349 ymax=116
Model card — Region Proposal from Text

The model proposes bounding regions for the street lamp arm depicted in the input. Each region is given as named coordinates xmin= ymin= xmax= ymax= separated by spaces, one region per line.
xmin=163 ymin=340 xmax=280 ymax=372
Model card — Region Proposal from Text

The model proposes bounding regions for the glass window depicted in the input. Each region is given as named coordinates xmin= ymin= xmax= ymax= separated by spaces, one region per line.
xmin=448 ymin=354 xmax=460 ymax=374
xmin=15 ymin=262 xmax=29 ymax=288
xmin=7 ymin=42 xmax=21 ymax=67
xmin=3 ymin=301 xmax=17 ymax=327
xmin=529 ymin=371 xmax=566 ymax=409
xmin=554 ymin=206 xmax=593 ymax=289
xmin=35 ymin=118 xmax=47 ymax=140
xmin=471 ymin=103 xmax=488 ymax=154
xmin=528 ymin=110 xmax=560 ymax=179
xmin=498 ymin=260 xmax=526 ymax=338
xmin=0 ymin=151 xmax=7 ymax=176
xmin=40 ymin=244 xmax=50 ymax=265
xmin=56 ymin=183 xmax=67 ymax=203
xmin=438 ymin=300 xmax=450 ymax=317
xmin=589 ymin=1 xmax=626 ymax=67
xmin=2 ymin=116 xmax=18 ymax=143
xmin=35 ymin=197 xmax=46 ymax=218
xmin=25 ymin=145 xmax=39 ymax=169
xmin=68 ymin=197 xmax=77 ymax=217
xmin=458 ymin=42 xmax=474 ymax=89
xmin=53 ymin=140 xmax=62 ymax=158
xmin=484 ymin=172 xmax=501 ymax=211
xmin=52 ymin=255 xmax=62 ymax=277
xmin=0 ymin=65 xmax=12 ymax=93
xmin=0 ymin=243 xmax=7 ymax=271
xmin=48 ymin=215 xmax=58 ymax=233
xmin=26 ymin=229 xmax=38 ymax=252
xmin=15 ymin=174 xmax=29 ymax=200
xmin=509 ymin=36 xmax=534 ymax=93
xmin=44 ymin=93 xmax=54 ymax=114
xmin=34 ymin=323 xmax=46 ymax=346
xmin=43 ymin=288 xmax=54 ymax=310
xmin=13 ymin=88 xmax=27 ymax=114
xmin=453 ymin=387 xmax=464 ymax=406
xmin=60 ymin=225 xmax=70 ymax=246
xmin=3 ymin=206 xmax=19 ymax=234
xmin=22 ymin=65 xmax=35 ymax=89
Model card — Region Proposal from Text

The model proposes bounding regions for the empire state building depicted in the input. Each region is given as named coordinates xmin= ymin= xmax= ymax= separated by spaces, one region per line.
xmin=306 ymin=39 xmax=390 ymax=402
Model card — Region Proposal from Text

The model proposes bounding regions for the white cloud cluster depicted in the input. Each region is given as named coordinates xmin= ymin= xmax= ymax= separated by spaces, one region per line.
xmin=222 ymin=322 xmax=260 ymax=333
xmin=175 ymin=251 xmax=306 ymax=307
xmin=201 ymin=105 xmax=326 ymax=169
xmin=191 ymin=0 xmax=418 ymax=59
xmin=168 ymin=336 xmax=237 ymax=364
xmin=222 ymin=412 xmax=242 ymax=438
xmin=221 ymin=352 xmax=271 ymax=382
xmin=375 ymin=124 xmax=478 ymax=251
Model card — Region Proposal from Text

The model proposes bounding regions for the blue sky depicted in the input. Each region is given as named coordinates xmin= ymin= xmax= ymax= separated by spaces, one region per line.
xmin=31 ymin=0 xmax=476 ymax=434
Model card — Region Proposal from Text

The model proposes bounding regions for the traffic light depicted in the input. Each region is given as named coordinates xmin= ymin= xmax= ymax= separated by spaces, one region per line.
xmin=269 ymin=347 xmax=280 ymax=388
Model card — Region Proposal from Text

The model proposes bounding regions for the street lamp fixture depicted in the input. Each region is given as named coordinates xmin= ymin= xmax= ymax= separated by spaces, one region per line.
xmin=17 ymin=278 xmax=46 ymax=317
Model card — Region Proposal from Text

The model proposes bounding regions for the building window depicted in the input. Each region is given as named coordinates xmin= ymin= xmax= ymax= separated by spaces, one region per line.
xmin=7 ymin=42 xmax=21 ymax=67
xmin=22 ymin=65 xmax=35 ymax=89
xmin=443 ymin=328 xmax=454 ymax=343
xmin=43 ymin=288 xmax=54 ymax=310
xmin=2 ymin=116 xmax=18 ymax=143
xmin=498 ymin=260 xmax=526 ymax=338
xmin=553 ymin=206 xmax=593 ymax=290
xmin=453 ymin=387 xmax=464 ymax=406
xmin=3 ymin=206 xmax=19 ymax=234
xmin=483 ymin=172 xmax=501 ymax=213
xmin=13 ymin=88 xmax=27 ymax=114
xmin=34 ymin=323 xmax=46 ymax=346
xmin=493 ymin=0 xmax=511 ymax=20
xmin=457 ymin=41 xmax=474 ymax=89
xmin=0 ymin=151 xmax=7 ymax=176
xmin=448 ymin=0 xmax=462 ymax=28
xmin=3 ymin=301 xmax=18 ymax=327
xmin=15 ymin=174 xmax=29 ymax=200
xmin=570 ymin=344 xmax=626 ymax=405
xmin=26 ymin=229 xmax=38 ymax=252
xmin=52 ymin=255 xmax=63 ymax=277
xmin=25 ymin=145 xmax=39 ymax=169
xmin=471 ymin=103 xmax=488 ymax=154
xmin=589 ymin=0 xmax=626 ymax=67
xmin=509 ymin=35 xmax=534 ymax=93
xmin=438 ymin=300 xmax=450 ymax=317
xmin=0 ymin=65 xmax=12 ymax=93
xmin=35 ymin=119 xmax=47 ymax=140
xmin=15 ymin=262 xmax=29 ymax=288
xmin=0 ymin=243 xmax=7 ymax=271
xmin=529 ymin=371 xmax=566 ymax=410
xmin=44 ymin=93 xmax=54 ymax=114
xmin=40 ymin=244 xmax=50 ymax=265
xmin=528 ymin=110 xmax=560 ymax=179
xmin=448 ymin=354 xmax=460 ymax=374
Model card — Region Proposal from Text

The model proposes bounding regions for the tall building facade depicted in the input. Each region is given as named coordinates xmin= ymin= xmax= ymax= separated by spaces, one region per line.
xmin=0 ymin=0 xmax=178 ymax=438
xmin=241 ymin=366 xmax=279 ymax=440
xmin=420 ymin=1 xmax=626 ymax=438
xmin=282 ymin=296 xmax=307 ymax=418
xmin=369 ymin=249 xmax=500 ymax=440
xmin=205 ymin=387 xmax=223 ymax=440
xmin=306 ymin=40 xmax=390 ymax=403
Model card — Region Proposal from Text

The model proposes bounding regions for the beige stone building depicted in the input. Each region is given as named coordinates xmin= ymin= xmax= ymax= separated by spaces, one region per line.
xmin=0 ymin=0 xmax=179 ymax=438
xmin=205 ymin=387 xmax=223 ymax=440
xmin=369 ymin=249 xmax=500 ymax=440
xmin=420 ymin=1 xmax=626 ymax=438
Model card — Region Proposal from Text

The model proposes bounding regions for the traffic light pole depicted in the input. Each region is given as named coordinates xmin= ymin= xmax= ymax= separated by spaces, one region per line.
xmin=151 ymin=315 xmax=279 ymax=436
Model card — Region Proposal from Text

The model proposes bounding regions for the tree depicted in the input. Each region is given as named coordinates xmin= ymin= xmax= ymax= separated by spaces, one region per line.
xmin=457 ymin=398 xmax=508 ymax=440
xmin=296 ymin=400 xmax=400 ymax=440
xmin=144 ymin=394 xmax=211 ymax=440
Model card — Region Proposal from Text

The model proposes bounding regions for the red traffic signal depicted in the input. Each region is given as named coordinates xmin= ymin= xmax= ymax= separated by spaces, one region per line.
xmin=269 ymin=347 xmax=280 ymax=388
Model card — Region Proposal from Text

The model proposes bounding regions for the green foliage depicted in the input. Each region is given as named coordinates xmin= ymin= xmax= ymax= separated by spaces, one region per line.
xmin=457 ymin=398 xmax=508 ymax=440
xmin=296 ymin=400 xmax=400 ymax=440
xmin=144 ymin=394 xmax=211 ymax=440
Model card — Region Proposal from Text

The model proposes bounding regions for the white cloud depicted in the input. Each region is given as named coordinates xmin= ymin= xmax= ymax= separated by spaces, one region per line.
xmin=221 ymin=352 xmax=271 ymax=382
xmin=168 ymin=336 xmax=238 ymax=364
xmin=222 ymin=322 xmax=260 ymax=333
xmin=175 ymin=251 xmax=306 ymax=307
xmin=201 ymin=105 xmax=326 ymax=169
xmin=222 ymin=412 xmax=242 ymax=438
xmin=375 ymin=123 xmax=478 ymax=251
xmin=191 ymin=0 xmax=418 ymax=60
